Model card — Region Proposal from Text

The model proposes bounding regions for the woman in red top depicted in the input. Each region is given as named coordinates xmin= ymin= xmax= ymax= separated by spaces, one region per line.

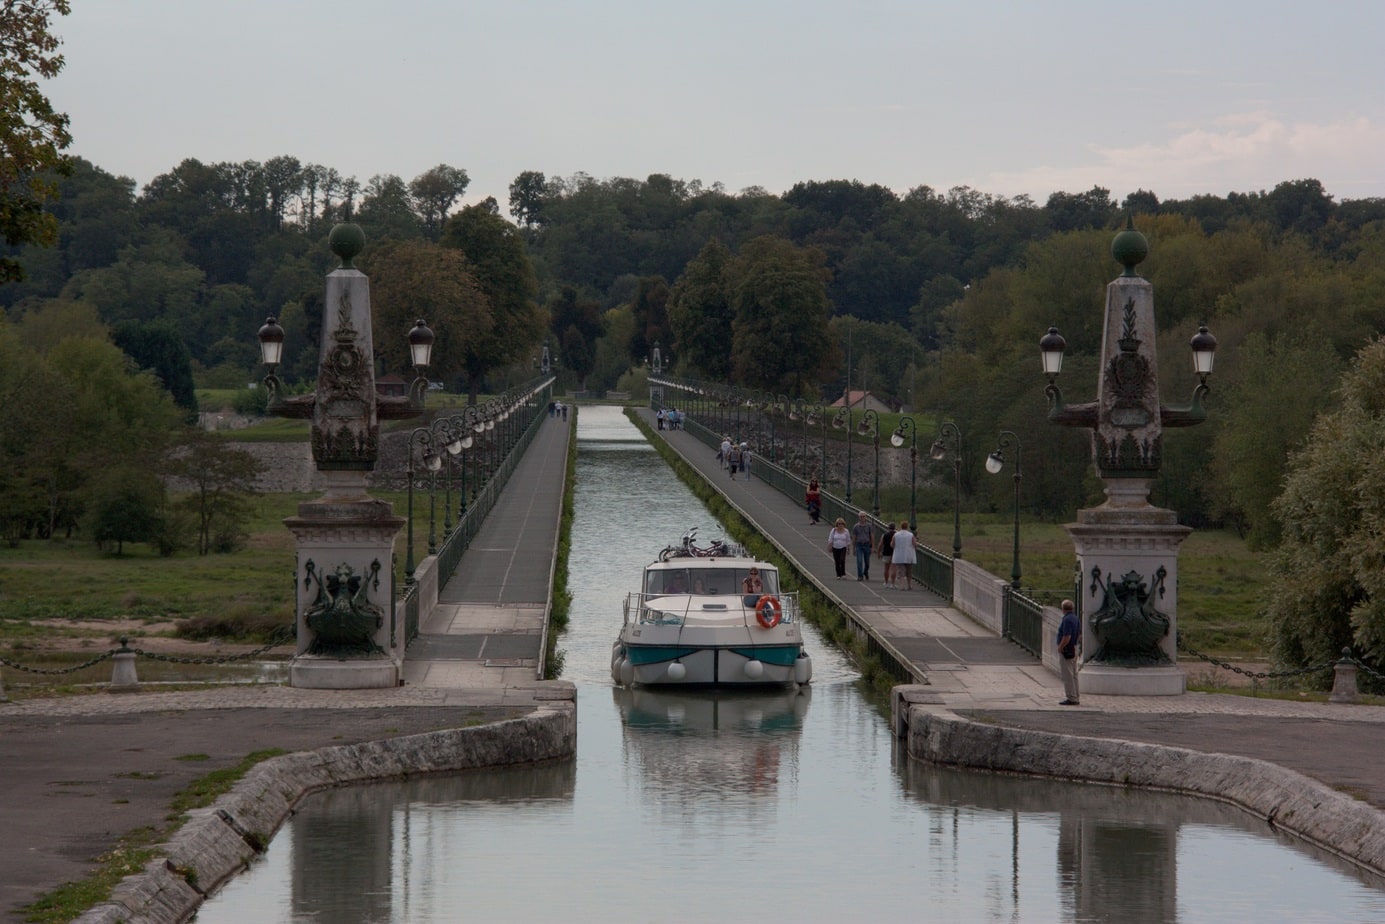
xmin=805 ymin=479 xmax=822 ymax=525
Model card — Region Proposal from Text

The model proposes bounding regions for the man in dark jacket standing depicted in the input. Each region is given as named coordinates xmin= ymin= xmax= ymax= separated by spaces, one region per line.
xmin=1057 ymin=599 xmax=1081 ymax=705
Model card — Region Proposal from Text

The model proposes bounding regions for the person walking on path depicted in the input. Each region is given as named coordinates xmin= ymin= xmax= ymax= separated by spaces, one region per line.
xmin=806 ymin=478 xmax=822 ymax=525
xmin=656 ymin=408 xmax=665 ymax=430
xmin=827 ymin=518 xmax=851 ymax=579
xmin=1057 ymin=599 xmax=1081 ymax=705
xmin=727 ymin=443 xmax=743 ymax=479
xmin=720 ymin=435 xmax=732 ymax=469
xmin=891 ymin=518 xmax=917 ymax=590
xmin=879 ymin=522 xmax=896 ymax=587
xmin=851 ymin=512 xmax=874 ymax=581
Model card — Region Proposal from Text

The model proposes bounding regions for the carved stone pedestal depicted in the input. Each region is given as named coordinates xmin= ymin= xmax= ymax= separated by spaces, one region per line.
xmin=284 ymin=478 xmax=405 ymax=690
xmin=1066 ymin=486 xmax=1190 ymax=696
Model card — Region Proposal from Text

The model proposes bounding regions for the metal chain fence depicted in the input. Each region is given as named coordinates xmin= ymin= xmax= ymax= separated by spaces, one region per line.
xmin=1178 ymin=636 xmax=1385 ymax=685
xmin=0 ymin=625 xmax=295 ymax=675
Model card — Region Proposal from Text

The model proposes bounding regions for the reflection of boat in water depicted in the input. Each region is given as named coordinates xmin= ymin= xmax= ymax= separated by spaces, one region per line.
xmin=611 ymin=531 xmax=812 ymax=688
xmin=614 ymin=685 xmax=812 ymax=802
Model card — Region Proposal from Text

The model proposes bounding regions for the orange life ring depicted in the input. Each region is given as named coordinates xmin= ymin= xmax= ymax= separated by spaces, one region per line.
xmin=755 ymin=595 xmax=782 ymax=628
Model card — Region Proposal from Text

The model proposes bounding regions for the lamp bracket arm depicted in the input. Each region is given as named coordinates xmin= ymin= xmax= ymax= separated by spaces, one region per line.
xmin=1046 ymin=391 xmax=1098 ymax=429
xmin=1160 ymin=383 xmax=1210 ymax=427
xmin=265 ymin=381 xmax=315 ymax=419
xmin=377 ymin=391 xmax=427 ymax=420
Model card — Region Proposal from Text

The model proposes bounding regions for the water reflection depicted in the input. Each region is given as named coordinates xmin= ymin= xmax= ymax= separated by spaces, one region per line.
xmin=895 ymin=747 xmax=1385 ymax=922
xmin=276 ymin=762 xmax=577 ymax=924
xmin=615 ymin=686 xmax=811 ymax=807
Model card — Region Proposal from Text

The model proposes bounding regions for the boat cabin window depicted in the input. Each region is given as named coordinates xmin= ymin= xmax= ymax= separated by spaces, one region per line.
xmin=646 ymin=569 xmax=690 ymax=595
xmin=646 ymin=567 xmax=778 ymax=595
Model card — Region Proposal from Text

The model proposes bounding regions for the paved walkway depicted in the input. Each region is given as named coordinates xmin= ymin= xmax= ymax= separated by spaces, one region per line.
xmin=636 ymin=407 xmax=1385 ymax=814
xmin=404 ymin=411 xmax=572 ymax=689
xmin=0 ymin=414 xmax=574 ymax=923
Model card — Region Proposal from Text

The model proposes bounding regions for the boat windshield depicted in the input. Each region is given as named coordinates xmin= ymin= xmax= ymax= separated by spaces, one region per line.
xmin=645 ymin=567 xmax=778 ymax=596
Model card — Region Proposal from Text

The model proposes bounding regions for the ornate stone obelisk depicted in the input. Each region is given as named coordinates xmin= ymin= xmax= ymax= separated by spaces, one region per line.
xmin=1046 ymin=223 xmax=1215 ymax=695
xmin=260 ymin=223 xmax=432 ymax=689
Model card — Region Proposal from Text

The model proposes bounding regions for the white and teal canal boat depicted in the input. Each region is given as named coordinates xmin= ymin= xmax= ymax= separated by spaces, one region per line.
xmin=611 ymin=531 xmax=812 ymax=688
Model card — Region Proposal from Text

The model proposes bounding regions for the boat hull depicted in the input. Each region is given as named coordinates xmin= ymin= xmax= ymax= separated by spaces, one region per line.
xmin=612 ymin=637 xmax=811 ymax=688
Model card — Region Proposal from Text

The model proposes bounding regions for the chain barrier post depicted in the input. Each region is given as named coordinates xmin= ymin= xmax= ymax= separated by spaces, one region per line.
xmin=110 ymin=637 xmax=139 ymax=691
xmin=1330 ymin=647 xmax=1360 ymax=704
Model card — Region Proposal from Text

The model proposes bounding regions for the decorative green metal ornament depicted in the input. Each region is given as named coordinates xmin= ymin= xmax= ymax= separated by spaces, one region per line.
xmin=329 ymin=222 xmax=366 ymax=269
xmin=1111 ymin=215 xmax=1149 ymax=277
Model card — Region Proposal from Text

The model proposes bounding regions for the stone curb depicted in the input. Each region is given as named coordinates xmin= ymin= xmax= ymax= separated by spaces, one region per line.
xmin=897 ymin=696 xmax=1385 ymax=877
xmin=75 ymin=692 xmax=577 ymax=924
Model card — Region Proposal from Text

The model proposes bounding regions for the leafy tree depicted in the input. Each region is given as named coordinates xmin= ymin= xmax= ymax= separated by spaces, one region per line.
xmin=85 ymin=464 xmax=164 ymax=554
xmin=0 ymin=0 xmax=73 ymax=283
xmin=1208 ymin=333 xmax=1342 ymax=547
xmin=1122 ymin=189 xmax=1160 ymax=215
xmin=362 ymin=238 xmax=492 ymax=388
xmin=508 ymin=170 xmax=548 ymax=228
xmin=828 ymin=316 xmax=917 ymax=405
xmin=440 ymin=204 xmax=545 ymax=401
xmin=0 ymin=322 xmax=63 ymax=541
xmin=12 ymin=297 xmax=106 ymax=350
xmin=168 ymin=428 xmax=263 ymax=555
xmin=590 ymin=304 xmax=635 ymax=390
xmin=1266 ymin=178 xmax=1335 ymax=236
xmin=356 ymin=174 xmax=421 ymax=241
xmin=548 ymin=285 xmax=603 ymax=387
xmin=725 ymin=236 xmax=834 ymax=393
xmin=1268 ymin=338 xmax=1385 ymax=684
xmin=668 ymin=238 xmax=734 ymax=378
xmin=258 ymin=155 xmax=304 ymax=228
xmin=1044 ymin=186 xmax=1117 ymax=233
xmin=409 ymin=164 xmax=469 ymax=239
xmin=629 ymin=275 xmax=671 ymax=362
xmin=43 ymin=336 xmax=180 ymax=536
xmin=111 ymin=318 xmax=199 ymax=417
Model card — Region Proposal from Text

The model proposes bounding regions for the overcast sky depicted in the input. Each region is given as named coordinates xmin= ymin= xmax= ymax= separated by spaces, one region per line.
xmin=47 ymin=0 xmax=1385 ymax=217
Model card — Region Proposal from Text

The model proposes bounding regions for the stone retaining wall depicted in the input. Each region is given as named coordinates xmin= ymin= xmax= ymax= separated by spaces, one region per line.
xmin=892 ymin=691 xmax=1385 ymax=877
xmin=77 ymin=692 xmax=577 ymax=924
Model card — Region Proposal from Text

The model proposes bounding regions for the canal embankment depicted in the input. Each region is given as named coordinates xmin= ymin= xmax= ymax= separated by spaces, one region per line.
xmin=71 ymin=694 xmax=575 ymax=924
xmin=895 ymin=697 xmax=1385 ymax=877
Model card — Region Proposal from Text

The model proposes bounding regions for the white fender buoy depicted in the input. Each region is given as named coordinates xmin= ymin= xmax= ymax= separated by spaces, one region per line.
xmin=744 ymin=659 xmax=764 ymax=680
xmin=619 ymin=658 xmax=634 ymax=686
xmin=794 ymin=653 xmax=813 ymax=684
xmin=666 ymin=661 xmax=687 ymax=681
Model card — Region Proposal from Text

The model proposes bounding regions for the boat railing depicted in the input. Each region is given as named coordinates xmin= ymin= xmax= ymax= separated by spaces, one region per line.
xmin=622 ymin=591 xmax=800 ymax=627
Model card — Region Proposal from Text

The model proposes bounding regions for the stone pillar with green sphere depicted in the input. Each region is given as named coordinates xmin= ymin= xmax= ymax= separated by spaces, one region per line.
xmin=1047 ymin=221 xmax=1212 ymax=696
xmin=268 ymin=223 xmax=428 ymax=689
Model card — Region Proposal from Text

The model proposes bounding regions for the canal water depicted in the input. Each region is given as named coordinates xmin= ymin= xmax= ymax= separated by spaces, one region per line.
xmin=195 ymin=406 xmax=1385 ymax=923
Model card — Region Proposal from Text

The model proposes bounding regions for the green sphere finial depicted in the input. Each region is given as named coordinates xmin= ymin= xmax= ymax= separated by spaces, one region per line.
xmin=1111 ymin=215 xmax=1148 ymax=277
xmin=329 ymin=222 xmax=366 ymax=269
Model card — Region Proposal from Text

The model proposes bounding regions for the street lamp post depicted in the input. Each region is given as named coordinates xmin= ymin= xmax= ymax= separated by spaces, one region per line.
xmin=986 ymin=431 xmax=1023 ymax=589
xmin=809 ymin=405 xmax=827 ymax=484
xmin=857 ymin=410 xmax=880 ymax=517
xmin=931 ymin=421 xmax=963 ymax=559
xmin=404 ymin=427 xmax=438 ymax=581
xmin=446 ymin=413 xmax=475 ymax=518
xmin=831 ymin=406 xmax=853 ymax=503
xmin=762 ymin=394 xmax=775 ymax=463
xmin=891 ymin=416 xmax=918 ymax=530
xmin=431 ymin=418 xmax=462 ymax=535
